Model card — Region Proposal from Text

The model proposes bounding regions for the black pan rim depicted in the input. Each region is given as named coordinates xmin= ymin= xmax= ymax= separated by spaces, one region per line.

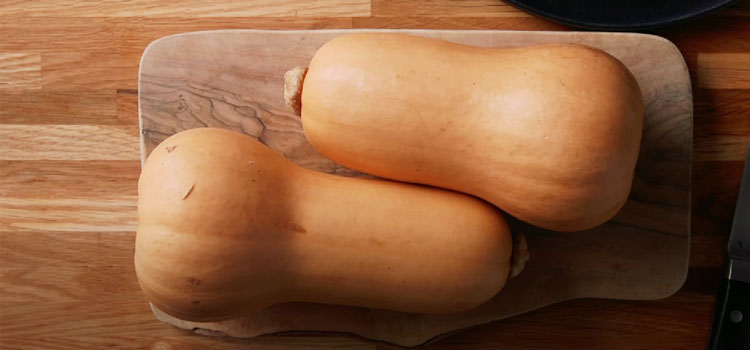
xmin=504 ymin=0 xmax=738 ymax=31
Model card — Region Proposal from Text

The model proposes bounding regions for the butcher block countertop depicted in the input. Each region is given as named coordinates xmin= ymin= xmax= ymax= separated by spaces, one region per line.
xmin=1 ymin=1 xmax=749 ymax=349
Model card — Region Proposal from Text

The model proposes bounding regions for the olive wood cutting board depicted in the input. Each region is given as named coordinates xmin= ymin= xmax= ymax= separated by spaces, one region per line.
xmin=138 ymin=29 xmax=692 ymax=347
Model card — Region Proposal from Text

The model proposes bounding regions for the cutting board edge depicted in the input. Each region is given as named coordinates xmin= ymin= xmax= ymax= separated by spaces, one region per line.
xmin=149 ymin=294 xmax=582 ymax=347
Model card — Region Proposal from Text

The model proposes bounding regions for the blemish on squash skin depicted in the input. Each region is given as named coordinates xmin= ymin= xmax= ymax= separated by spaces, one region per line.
xmin=289 ymin=222 xmax=306 ymax=233
xmin=191 ymin=300 xmax=201 ymax=304
xmin=166 ymin=145 xmax=178 ymax=153
xmin=187 ymin=277 xmax=200 ymax=285
xmin=182 ymin=184 xmax=195 ymax=200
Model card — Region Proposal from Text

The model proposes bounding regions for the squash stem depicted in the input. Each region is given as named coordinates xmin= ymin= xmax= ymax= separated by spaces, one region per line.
xmin=284 ymin=67 xmax=308 ymax=116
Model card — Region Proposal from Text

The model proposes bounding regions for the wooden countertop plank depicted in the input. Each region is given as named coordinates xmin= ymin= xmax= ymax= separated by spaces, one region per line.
xmin=371 ymin=0 xmax=529 ymax=17
xmin=1 ymin=265 xmax=141 ymax=305
xmin=42 ymin=53 xmax=142 ymax=72
xmin=351 ymin=16 xmax=566 ymax=30
xmin=697 ymin=53 xmax=750 ymax=89
xmin=1 ymin=298 xmax=194 ymax=337
xmin=0 ymin=53 xmax=42 ymax=90
xmin=420 ymin=293 xmax=715 ymax=350
xmin=695 ymin=135 xmax=750 ymax=161
xmin=0 ymin=197 xmax=137 ymax=232
xmin=692 ymin=159 xmax=744 ymax=236
xmin=694 ymin=88 xmax=750 ymax=136
xmin=690 ymin=52 xmax=750 ymax=223
xmin=1 ymin=230 xmax=135 ymax=267
xmin=0 ymin=0 xmax=371 ymax=17
xmin=689 ymin=234 xmax=729 ymax=267
xmin=0 ymin=125 xmax=140 ymax=161
xmin=117 ymin=90 xmax=140 ymax=125
xmin=42 ymin=66 xmax=138 ymax=91
xmin=0 ymin=91 xmax=118 ymax=124
xmin=2 ymin=297 xmax=375 ymax=349
xmin=0 ymin=17 xmax=354 ymax=54
xmin=653 ymin=15 xmax=750 ymax=53
xmin=40 ymin=52 xmax=141 ymax=91
xmin=0 ymin=160 xmax=139 ymax=198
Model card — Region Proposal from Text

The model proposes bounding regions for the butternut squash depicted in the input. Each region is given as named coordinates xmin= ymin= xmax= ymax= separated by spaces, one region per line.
xmin=135 ymin=127 xmax=515 ymax=321
xmin=285 ymin=33 xmax=644 ymax=232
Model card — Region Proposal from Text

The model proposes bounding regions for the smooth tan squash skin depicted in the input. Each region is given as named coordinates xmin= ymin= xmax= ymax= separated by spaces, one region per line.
xmin=135 ymin=128 xmax=512 ymax=321
xmin=296 ymin=33 xmax=644 ymax=232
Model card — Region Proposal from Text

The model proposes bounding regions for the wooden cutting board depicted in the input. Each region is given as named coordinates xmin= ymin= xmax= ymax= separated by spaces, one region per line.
xmin=138 ymin=29 xmax=692 ymax=347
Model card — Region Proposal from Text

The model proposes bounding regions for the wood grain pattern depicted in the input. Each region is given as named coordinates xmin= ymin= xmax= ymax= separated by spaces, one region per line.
xmin=1 ymin=0 xmax=749 ymax=348
xmin=1 ymin=265 xmax=141 ymax=304
xmin=0 ymin=91 xmax=118 ymax=124
xmin=0 ymin=197 xmax=136 ymax=231
xmin=0 ymin=160 xmax=139 ymax=198
xmin=371 ymin=0 xmax=529 ymax=17
xmin=0 ymin=230 xmax=135 ymax=267
xmin=0 ymin=17 xmax=354 ymax=54
xmin=352 ymin=16 xmax=567 ymax=30
xmin=694 ymin=89 xmax=750 ymax=136
xmin=697 ymin=53 xmax=750 ymax=89
xmin=117 ymin=90 xmax=139 ymax=124
xmin=138 ymin=30 xmax=692 ymax=346
xmin=42 ymin=53 xmax=142 ymax=90
xmin=0 ymin=125 xmax=140 ymax=160
xmin=694 ymin=134 xmax=750 ymax=161
xmin=652 ymin=15 xmax=750 ymax=54
xmin=692 ymin=160 xmax=746 ymax=235
xmin=0 ymin=0 xmax=371 ymax=17
xmin=0 ymin=53 xmax=41 ymax=90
